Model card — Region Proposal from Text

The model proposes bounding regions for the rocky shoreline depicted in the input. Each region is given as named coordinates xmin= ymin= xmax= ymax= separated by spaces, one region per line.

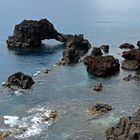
xmin=1 ymin=18 xmax=140 ymax=139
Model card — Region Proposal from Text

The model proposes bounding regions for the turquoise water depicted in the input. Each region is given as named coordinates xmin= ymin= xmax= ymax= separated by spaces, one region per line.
xmin=0 ymin=0 xmax=140 ymax=139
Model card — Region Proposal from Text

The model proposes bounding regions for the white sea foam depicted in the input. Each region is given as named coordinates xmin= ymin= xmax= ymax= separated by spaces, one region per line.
xmin=4 ymin=116 xmax=19 ymax=127
xmin=1 ymin=81 xmax=6 ymax=85
xmin=3 ymin=108 xmax=54 ymax=139
xmin=33 ymin=71 xmax=41 ymax=77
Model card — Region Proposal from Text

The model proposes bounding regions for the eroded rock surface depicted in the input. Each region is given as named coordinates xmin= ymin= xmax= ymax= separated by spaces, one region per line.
xmin=90 ymin=47 xmax=103 ymax=56
xmin=4 ymin=72 xmax=35 ymax=89
xmin=106 ymin=108 xmax=140 ymax=140
xmin=84 ymin=55 xmax=120 ymax=77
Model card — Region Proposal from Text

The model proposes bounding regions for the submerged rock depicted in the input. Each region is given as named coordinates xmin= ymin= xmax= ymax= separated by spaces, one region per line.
xmin=7 ymin=19 xmax=60 ymax=48
xmin=93 ymin=83 xmax=103 ymax=92
xmin=90 ymin=47 xmax=103 ymax=56
xmin=88 ymin=103 xmax=112 ymax=115
xmin=4 ymin=72 xmax=35 ymax=89
xmin=60 ymin=34 xmax=91 ymax=64
xmin=106 ymin=108 xmax=140 ymax=140
xmin=119 ymin=43 xmax=135 ymax=49
xmin=123 ymin=73 xmax=140 ymax=81
xmin=100 ymin=45 xmax=109 ymax=53
xmin=121 ymin=60 xmax=140 ymax=70
xmin=84 ymin=55 xmax=120 ymax=77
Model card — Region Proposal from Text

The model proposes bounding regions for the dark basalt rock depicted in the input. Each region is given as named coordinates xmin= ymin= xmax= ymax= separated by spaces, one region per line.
xmin=90 ymin=47 xmax=103 ymax=56
xmin=122 ymin=49 xmax=140 ymax=61
xmin=119 ymin=43 xmax=135 ymax=49
xmin=7 ymin=19 xmax=61 ymax=48
xmin=106 ymin=108 xmax=140 ymax=140
xmin=137 ymin=41 xmax=140 ymax=49
xmin=100 ymin=45 xmax=109 ymax=53
xmin=121 ymin=60 xmax=140 ymax=70
xmin=59 ymin=34 xmax=91 ymax=64
xmin=88 ymin=103 xmax=112 ymax=115
xmin=4 ymin=72 xmax=35 ymax=89
xmin=84 ymin=55 xmax=120 ymax=77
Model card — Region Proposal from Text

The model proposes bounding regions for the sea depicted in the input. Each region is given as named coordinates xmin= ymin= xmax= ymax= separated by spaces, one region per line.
xmin=0 ymin=0 xmax=140 ymax=139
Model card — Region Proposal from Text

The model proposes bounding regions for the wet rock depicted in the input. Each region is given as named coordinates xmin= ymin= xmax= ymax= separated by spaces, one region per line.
xmin=119 ymin=43 xmax=135 ymax=49
xmin=4 ymin=72 xmax=35 ymax=89
xmin=122 ymin=49 xmax=140 ymax=62
xmin=42 ymin=111 xmax=58 ymax=122
xmin=121 ymin=60 xmax=140 ymax=70
xmin=100 ymin=45 xmax=109 ymax=53
xmin=7 ymin=19 xmax=60 ymax=48
xmin=60 ymin=34 xmax=91 ymax=64
xmin=90 ymin=47 xmax=103 ymax=56
xmin=93 ymin=83 xmax=103 ymax=92
xmin=106 ymin=108 xmax=140 ymax=140
xmin=88 ymin=103 xmax=112 ymax=115
xmin=84 ymin=55 xmax=120 ymax=77
xmin=136 ymin=41 xmax=140 ymax=49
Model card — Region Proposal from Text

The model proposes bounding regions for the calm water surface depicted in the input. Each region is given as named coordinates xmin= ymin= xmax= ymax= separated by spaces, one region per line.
xmin=0 ymin=0 xmax=140 ymax=139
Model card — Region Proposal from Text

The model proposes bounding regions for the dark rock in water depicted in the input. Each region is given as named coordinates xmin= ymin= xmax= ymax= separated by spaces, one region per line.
xmin=121 ymin=60 xmax=140 ymax=70
xmin=137 ymin=41 xmax=140 ymax=49
xmin=100 ymin=45 xmax=109 ymax=53
xmin=7 ymin=19 xmax=61 ymax=48
xmin=4 ymin=72 xmax=35 ymax=89
xmin=88 ymin=103 xmax=112 ymax=115
xmin=90 ymin=47 xmax=103 ymax=56
xmin=119 ymin=43 xmax=135 ymax=49
xmin=84 ymin=55 xmax=120 ymax=77
xmin=93 ymin=83 xmax=103 ymax=92
xmin=106 ymin=108 xmax=140 ymax=140
xmin=60 ymin=34 xmax=91 ymax=64
xmin=122 ymin=49 xmax=140 ymax=61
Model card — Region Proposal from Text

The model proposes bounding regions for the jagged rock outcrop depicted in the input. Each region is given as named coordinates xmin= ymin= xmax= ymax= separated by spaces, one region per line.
xmin=119 ymin=43 xmax=135 ymax=49
xmin=59 ymin=34 xmax=91 ymax=64
xmin=84 ymin=55 xmax=120 ymax=77
xmin=7 ymin=19 xmax=61 ymax=48
xmin=106 ymin=108 xmax=140 ymax=140
xmin=4 ymin=72 xmax=35 ymax=89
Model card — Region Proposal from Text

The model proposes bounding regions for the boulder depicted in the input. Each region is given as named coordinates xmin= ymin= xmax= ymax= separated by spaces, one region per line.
xmin=84 ymin=55 xmax=120 ymax=77
xmin=60 ymin=34 xmax=91 ymax=64
xmin=121 ymin=60 xmax=140 ymax=70
xmin=90 ymin=47 xmax=103 ymax=56
xmin=4 ymin=72 xmax=35 ymax=89
xmin=122 ymin=49 xmax=140 ymax=61
xmin=88 ymin=103 xmax=112 ymax=115
xmin=100 ymin=45 xmax=109 ymax=53
xmin=7 ymin=19 xmax=61 ymax=48
xmin=119 ymin=43 xmax=135 ymax=49
xmin=106 ymin=108 xmax=140 ymax=140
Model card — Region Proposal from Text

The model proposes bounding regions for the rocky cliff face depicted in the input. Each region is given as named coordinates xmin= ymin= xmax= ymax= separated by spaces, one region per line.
xmin=106 ymin=108 xmax=140 ymax=140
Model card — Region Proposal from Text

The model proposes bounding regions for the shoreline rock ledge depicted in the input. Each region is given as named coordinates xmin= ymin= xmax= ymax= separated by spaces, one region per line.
xmin=106 ymin=108 xmax=140 ymax=140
